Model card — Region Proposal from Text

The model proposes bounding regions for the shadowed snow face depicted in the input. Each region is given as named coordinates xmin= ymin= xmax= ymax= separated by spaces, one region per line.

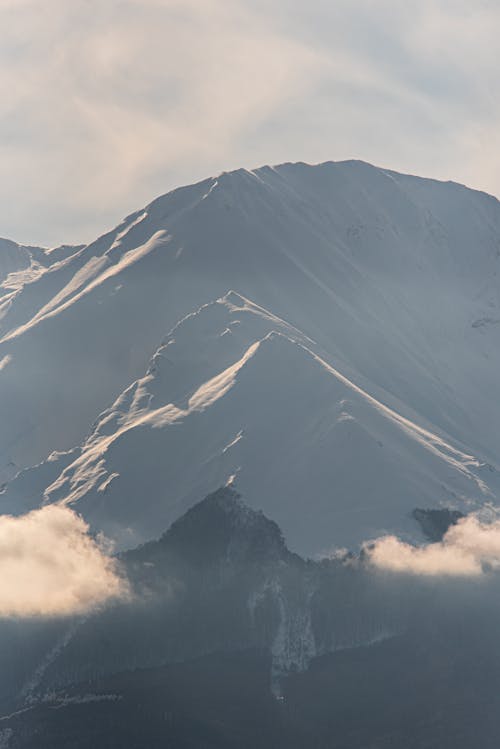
xmin=0 ymin=505 xmax=128 ymax=618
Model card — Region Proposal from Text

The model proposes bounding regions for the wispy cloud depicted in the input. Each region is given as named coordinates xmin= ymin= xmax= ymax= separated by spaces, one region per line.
xmin=0 ymin=505 xmax=128 ymax=618
xmin=0 ymin=0 xmax=498 ymax=245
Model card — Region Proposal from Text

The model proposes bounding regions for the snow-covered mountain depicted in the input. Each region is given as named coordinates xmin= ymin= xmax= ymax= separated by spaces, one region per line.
xmin=0 ymin=239 xmax=32 ymax=284
xmin=0 ymin=239 xmax=81 ymax=288
xmin=1 ymin=160 xmax=500 ymax=553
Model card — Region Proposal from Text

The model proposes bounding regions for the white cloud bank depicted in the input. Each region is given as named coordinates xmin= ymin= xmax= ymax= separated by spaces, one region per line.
xmin=367 ymin=515 xmax=500 ymax=577
xmin=0 ymin=505 xmax=128 ymax=618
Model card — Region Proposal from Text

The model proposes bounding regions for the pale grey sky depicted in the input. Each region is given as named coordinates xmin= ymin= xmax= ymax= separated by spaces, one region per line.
xmin=1 ymin=0 xmax=498 ymax=247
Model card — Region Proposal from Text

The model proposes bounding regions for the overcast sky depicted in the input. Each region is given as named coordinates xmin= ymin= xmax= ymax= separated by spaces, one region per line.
xmin=1 ymin=0 xmax=498 ymax=247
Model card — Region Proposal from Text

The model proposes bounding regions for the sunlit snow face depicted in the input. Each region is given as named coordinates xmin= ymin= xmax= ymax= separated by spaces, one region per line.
xmin=0 ymin=0 xmax=498 ymax=245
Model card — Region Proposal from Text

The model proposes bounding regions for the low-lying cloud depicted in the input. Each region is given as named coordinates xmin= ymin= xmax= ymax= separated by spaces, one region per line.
xmin=367 ymin=515 xmax=500 ymax=577
xmin=0 ymin=505 xmax=128 ymax=618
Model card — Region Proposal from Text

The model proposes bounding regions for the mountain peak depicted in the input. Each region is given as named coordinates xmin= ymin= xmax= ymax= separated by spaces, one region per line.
xmin=160 ymin=487 xmax=288 ymax=566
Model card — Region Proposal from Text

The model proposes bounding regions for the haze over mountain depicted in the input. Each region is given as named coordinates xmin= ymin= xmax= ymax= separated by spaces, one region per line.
xmin=1 ymin=159 xmax=500 ymax=555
